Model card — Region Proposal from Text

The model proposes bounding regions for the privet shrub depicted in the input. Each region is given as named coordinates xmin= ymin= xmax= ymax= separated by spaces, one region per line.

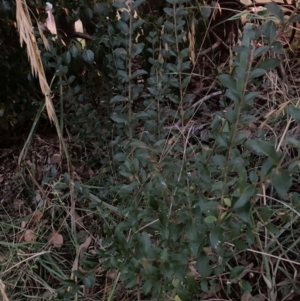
xmin=3 ymin=0 xmax=300 ymax=299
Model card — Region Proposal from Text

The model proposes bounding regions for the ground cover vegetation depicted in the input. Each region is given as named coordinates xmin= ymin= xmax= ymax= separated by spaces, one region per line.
xmin=1 ymin=0 xmax=300 ymax=300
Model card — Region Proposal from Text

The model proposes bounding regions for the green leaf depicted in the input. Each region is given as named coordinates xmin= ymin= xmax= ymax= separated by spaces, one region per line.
xmin=54 ymin=183 xmax=68 ymax=190
xmin=63 ymin=173 xmax=70 ymax=184
xmin=141 ymin=233 xmax=151 ymax=253
xmin=204 ymin=216 xmax=217 ymax=223
xmin=130 ymin=140 xmax=148 ymax=149
xmin=210 ymin=226 xmax=223 ymax=252
xmin=225 ymin=89 xmax=240 ymax=103
xmin=261 ymin=205 xmax=270 ymax=222
xmin=218 ymin=74 xmax=236 ymax=89
xmin=290 ymin=14 xmax=300 ymax=24
xmin=285 ymin=135 xmax=300 ymax=149
xmin=196 ymin=252 xmax=212 ymax=278
xmin=132 ymin=19 xmax=144 ymax=32
xmin=212 ymin=155 xmax=226 ymax=168
xmin=121 ymin=181 xmax=139 ymax=192
xmin=249 ymin=68 xmax=266 ymax=79
xmin=110 ymin=95 xmax=127 ymax=104
xmin=216 ymin=132 xmax=230 ymax=148
xmin=113 ymin=152 xmax=127 ymax=162
xmin=244 ymin=91 xmax=259 ymax=105
xmin=235 ymin=201 xmax=251 ymax=224
xmin=240 ymin=279 xmax=252 ymax=292
xmin=263 ymin=21 xmax=277 ymax=43
xmin=235 ymin=67 xmax=247 ymax=80
xmin=110 ymin=113 xmax=128 ymax=124
xmin=271 ymin=169 xmax=292 ymax=197
xmin=68 ymin=75 xmax=75 ymax=84
xmin=201 ymin=5 xmax=212 ymax=19
xmin=163 ymin=7 xmax=174 ymax=16
xmin=233 ymin=185 xmax=256 ymax=209
xmin=63 ymin=51 xmax=71 ymax=64
xmin=131 ymin=43 xmax=145 ymax=57
xmin=245 ymin=139 xmax=280 ymax=163
xmin=83 ymin=273 xmax=95 ymax=288
xmin=224 ymin=198 xmax=231 ymax=207
xmin=249 ymin=171 xmax=258 ymax=184
xmin=266 ymin=223 xmax=280 ymax=234
xmin=143 ymin=279 xmax=152 ymax=295
xmin=183 ymin=93 xmax=194 ymax=103
xmin=51 ymin=166 xmax=57 ymax=178
xmin=288 ymin=105 xmax=300 ymax=122
xmin=291 ymin=193 xmax=300 ymax=207
xmin=72 ymin=270 xmax=84 ymax=278
xmin=94 ymin=3 xmax=106 ymax=14
xmin=230 ymin=266 xmax=245 ymax=279
xmin=266 ymin=3 xmax=284 ymax=24
xmin=132 ymin=69 xmax=148 ymax=79
xmin=117 ymin=20 xmax=129 ymax=34
xmin=234 ymin=240 xmax=247 ymax=250
xmin=117 ymin=70 xmax=129 ymax=82
xmin=233 ymin=132 xmax=248 ymax=146
xmin=82 ymin=49 xmax=94 ymax=64
xmin=114 ymin=47 xmax=127 ymax=56
xmin=253 ymin=46 xmax=269 ymax=58
xmin=134 ymin=112 xmax=149 ymax=120
xmin=62 ymin=279 xmax=77 ymax=287
xmin=132 ymin=0 xmax=146 ymax=10
xmin=70 ymin=45 xmax=79 ymax=58
xmin=260 ymin=158 xmax=274 ymax=178
xmin=257 ymin=58 xmax=281 ymax=71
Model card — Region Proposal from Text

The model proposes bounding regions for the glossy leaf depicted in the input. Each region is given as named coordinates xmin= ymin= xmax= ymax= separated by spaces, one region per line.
xmin=82 ymin=49 xmax=94 ymax=64
xmin=233 ymin=185 xmax=256 ymax=209
xmin=196 ymin=252 xmax=212 ymax=278
xmin=271 ymin=169 xmax=292 ymax=197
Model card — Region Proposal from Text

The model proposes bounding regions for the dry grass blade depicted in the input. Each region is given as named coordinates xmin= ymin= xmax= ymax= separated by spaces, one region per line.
xmin=15 ymin=0 xmax=55 ymax=122
xmin=0 ymin=280 xmax=9 ymax=301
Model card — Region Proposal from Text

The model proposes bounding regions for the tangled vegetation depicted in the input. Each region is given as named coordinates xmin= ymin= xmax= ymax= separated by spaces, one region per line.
xmin=1 ymin=0 xmax=300 ymax=300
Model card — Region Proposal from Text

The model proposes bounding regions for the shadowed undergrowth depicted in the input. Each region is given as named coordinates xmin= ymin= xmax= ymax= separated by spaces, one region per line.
xmin=1 ymin=1 xmax=300 ymax=300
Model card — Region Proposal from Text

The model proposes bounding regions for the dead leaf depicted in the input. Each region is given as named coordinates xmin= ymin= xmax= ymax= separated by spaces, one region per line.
xmin=88 ymin=168 xmax=94 ymax=177
xmin=35 ymin=191 xmax=42 ymax=201
xmin=89 ymin=249 xmax=97 ymax=255
xmin=20 ymin=220 xmax=27 ymax=228
xmin=78 ymin=236 xmax=92 ymax=261
xmin=33 ymin=210 xmax=43 ymax=223
xmin=252 ymin=295 xmax=266 ymax=301
xmin=0 ymin=279 xmax=9 ymax=301
xmin=50 ymin=153 xmax=61 ymax=164
xmin=49 ymin=232 xmax=63 ymax=249
xmin=40 ymin=290 xmax=54 ymax=299
xmin=262 ymin=274 xmax=273 ymax=290
xmin=242 ymin=292 xmax=255 ymax=301
xmin=95 ymin=266 xmax=103 ymax=274
xmin=35 ymin=191 xmax=43 ymax=208
xmin=106 ymin=269 xmax=118 ymax=279
xmin=75 ymin=211 xmax=84 ymax=229
xmin=23 ymin=230 xmax=36 ymax=242
xmin=80 ymin=236 xmax=92 ymax=251
xmin=13 ymin=199 xmax=24 ymax=210
xmin=187 ymin=262 xmax=198 ymax=277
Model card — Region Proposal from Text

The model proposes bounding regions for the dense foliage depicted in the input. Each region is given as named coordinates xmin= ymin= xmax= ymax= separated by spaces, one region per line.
xmin=1 ymin=0 xmax=300 ymax=300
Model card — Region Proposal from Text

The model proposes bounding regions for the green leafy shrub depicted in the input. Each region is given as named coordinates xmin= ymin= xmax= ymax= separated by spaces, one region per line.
xmin=3 ymin=0 xmax=300 ymax=300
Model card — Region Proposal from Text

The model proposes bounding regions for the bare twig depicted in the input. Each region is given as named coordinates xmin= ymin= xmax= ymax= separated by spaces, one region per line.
xmin=191 ymin=91 xmax=222 ymax=108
